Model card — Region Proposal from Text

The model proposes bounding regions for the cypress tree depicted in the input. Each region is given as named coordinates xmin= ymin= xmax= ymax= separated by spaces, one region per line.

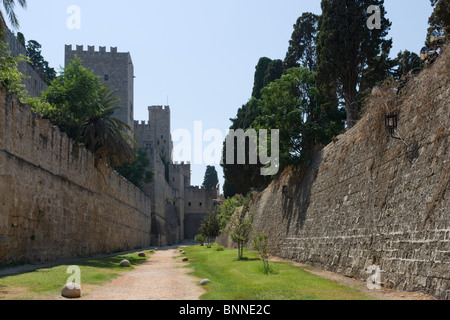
xmin=283 ymin=12 xmax=319 ymax=72
xmin=316 ymin=0 xmax=392 ymax=129
xmin=202 ymin=166 xmax=219 ymax=190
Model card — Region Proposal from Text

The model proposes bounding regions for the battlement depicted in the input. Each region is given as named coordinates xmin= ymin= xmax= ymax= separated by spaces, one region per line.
xmin=173 ymin=161 xmax=191 ymax=165
xmin=134 ymin=120 xmax=150 ymax=127
xmin=148 ymin=105 xmax=170 ymax=111
xmin=186 ymin=186 xmax=206 ymax=191
xmin=65 ymin=44 xmax=122 ymax=54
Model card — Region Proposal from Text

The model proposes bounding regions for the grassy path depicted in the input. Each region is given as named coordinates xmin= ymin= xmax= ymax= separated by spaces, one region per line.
xmin=182 ymin=245 xmax=373 ymax=300
xmin=0 ymin=249 xmax=154 ymax=300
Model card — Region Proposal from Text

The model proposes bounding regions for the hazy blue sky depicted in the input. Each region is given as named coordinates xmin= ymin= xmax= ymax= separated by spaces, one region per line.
xmin=10 ymin=0 xmax=434 ymax=189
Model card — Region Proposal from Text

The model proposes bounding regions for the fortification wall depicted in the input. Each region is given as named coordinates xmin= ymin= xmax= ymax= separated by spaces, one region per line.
xmin=184 ymin=186 xmax=217 ymax=240
xmin=219 ymin=50 xmax=450 ymax=300
xmin=143 ymin=152 xmax=183 ymax=246
xmin=5 ymin=30 xmax=48 ymax=98
xmin=134 ymin=106 xmax=186 ymax=246
xmin=0 ymin=86 xmax=152 ymax=264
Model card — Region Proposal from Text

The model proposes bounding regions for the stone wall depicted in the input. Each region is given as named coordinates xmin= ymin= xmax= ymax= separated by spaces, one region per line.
xmin=5 ymin=29 xmax=48 ymax=98
xmin=0 ymin=86 xmax=152 ymax=264
xmin=145 ymin=152 xmax=183 ymax=246
xmin=219 ymin=50 xmax=450 ymax=300
xmin=184 ymin=187 xmax=218 ymax=240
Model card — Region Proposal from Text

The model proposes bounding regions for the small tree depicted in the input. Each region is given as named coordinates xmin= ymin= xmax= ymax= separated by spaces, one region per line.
xmin=199 ymin=208 xmax=221 ymax=246
xmin=253 ymin=234 xmax=271 ymax=274
xmin=194 ymin=234 xmax=206 ymax=246
xmin=224 ymin=204 xmax=253 ymax=260
xmin=217 ymin=194 xmax=250 ymax=230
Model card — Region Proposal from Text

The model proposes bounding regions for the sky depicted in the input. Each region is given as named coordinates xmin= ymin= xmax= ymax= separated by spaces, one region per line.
xmin=9 ymin=0 xmax=434 ymax=190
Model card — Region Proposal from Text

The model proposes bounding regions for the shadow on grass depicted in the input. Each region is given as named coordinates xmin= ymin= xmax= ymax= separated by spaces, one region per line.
xmin=75 ymin=254 xmax=149 ymax=270
xmin=232 ymin=257 xmax=260 ymax=262
xmin=0 ymin=251 xmax=151 ymax=279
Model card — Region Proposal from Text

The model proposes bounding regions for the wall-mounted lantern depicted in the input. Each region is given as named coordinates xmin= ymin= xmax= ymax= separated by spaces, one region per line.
xmin=385 ymin=112 xmax=401 ymax=140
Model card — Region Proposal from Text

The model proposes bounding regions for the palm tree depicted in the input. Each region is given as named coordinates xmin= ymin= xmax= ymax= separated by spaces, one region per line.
xmin=1 ymin=0 xmax=27 ymax=30
xmin=81 ymin=85 xmax=138 ymax=168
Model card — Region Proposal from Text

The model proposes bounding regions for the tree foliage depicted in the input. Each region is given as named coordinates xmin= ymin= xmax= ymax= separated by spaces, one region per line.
xmin=253 ymin=234 xmax=271 ymax=274
xmin=224 ymin=202 xmax=253 ymax=260
xmin=223 ymin=56 xmax=284 ymax=195
xmin=254 ymin=67 xmax=342 ymax=169
xmin=316 ymin=0 xmax=392 ymax=129
xmin=26 ymin=39 xmax=56 ymax=84
xmin=222 ymin=97 xmax=271 ymax=196
xmin=222 ymin=180 xmax=238 ymax=199
xmin=199 ymin=208 xmax=221 ymax=244
xmin=116 ymin=149 xmax=154 ymax=190
xmin=428 ymin=0 xmax=450 ymax=39
xmin=252 ymin=57 xmax=283 ymax=100
xmin=283 ymin=12 xmax=319 ymax=72
xmin=0 ymin=0 xmax=27 ymax=30
xmin=217 ymin=194 xmax=250 ymax=230
xmin=202 ymin=165 xmax=219 ymax=190
xmin=391 ymin=50 xmax=423 ymax=81
xmin=30 ymin=56 xmax=137 ymax=168
xmin=0 ymin=33 xmax=28 ymax=100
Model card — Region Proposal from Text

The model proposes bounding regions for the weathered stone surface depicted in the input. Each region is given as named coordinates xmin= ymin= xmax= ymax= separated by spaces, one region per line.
xmin=218 ymin=50 xmax=450 ymax=300
xmin=138 ymin=252 xmax=146 ymax=257
xmin=0 ymin=85 xmax=152 ymax=266
xmin=120 ymin=260 xmax=131 ymax=268
xmin=182 ymin=257 xmax=189 ymax=262
xmin=61 ymin=283 xmax=81 ymax=299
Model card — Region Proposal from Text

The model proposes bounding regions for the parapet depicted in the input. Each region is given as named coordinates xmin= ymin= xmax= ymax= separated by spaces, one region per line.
xmin=173 ymin=161 xmax=191 ymax=165
xmin=65 ymin=44 xmax=121 ymax=55
xmin=148 ymin=105 xmax=170 ymax=111
xmin=186 ymin=186 xmax=206 ymax=191
xmin=134 ymin=120 xmax=150 ymax=126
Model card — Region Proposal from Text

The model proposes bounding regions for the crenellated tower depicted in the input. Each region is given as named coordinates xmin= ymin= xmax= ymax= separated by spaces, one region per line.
xmin=64 ymin=45 xmax=135 ymax=129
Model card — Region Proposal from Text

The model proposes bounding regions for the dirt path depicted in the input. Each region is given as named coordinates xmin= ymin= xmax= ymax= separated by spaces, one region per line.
xmin=79 ymin=246 xmax=205 ymax=300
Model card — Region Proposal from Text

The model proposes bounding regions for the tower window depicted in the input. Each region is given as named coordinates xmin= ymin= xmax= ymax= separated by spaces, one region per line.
xmin=104 ymin=75 xmax=109 ymax=81
xmin=188 ymin=202 xmax=192 ymax=207
xmin=199 ymin=202 xmax=203 ymax=207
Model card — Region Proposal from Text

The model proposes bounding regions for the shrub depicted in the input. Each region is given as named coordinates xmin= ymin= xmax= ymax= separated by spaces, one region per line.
xmin=194 ymin=234 xmax=206 ymax=246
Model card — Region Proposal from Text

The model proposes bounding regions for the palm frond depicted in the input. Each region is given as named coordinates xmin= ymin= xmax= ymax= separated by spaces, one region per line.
xmin=1 ymin=0 xmax=27 ymax=29
xmin=81 ymin=88 xmax=138 ymax=168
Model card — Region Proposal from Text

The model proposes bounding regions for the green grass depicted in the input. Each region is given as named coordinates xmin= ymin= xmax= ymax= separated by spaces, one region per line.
xmin=0 ymin=250 xmax=153 ymax=299
xmin=183 ymin=245 xmax=374 ymax=300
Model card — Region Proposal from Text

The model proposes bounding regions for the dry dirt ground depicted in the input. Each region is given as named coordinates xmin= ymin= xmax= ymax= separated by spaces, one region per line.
xmin=0 ymin=245 xmax=437 ymax=300
xmin=78 ymin=245 xmax=205 ymax=300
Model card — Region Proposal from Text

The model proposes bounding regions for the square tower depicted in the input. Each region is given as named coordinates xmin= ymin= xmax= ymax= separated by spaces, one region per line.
xmin=64 ymin=45 xmax=135 ymax=128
